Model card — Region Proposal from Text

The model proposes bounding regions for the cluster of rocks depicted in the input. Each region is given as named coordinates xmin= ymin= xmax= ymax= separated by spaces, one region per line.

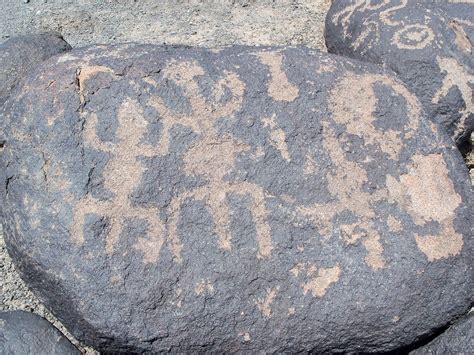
xmin=0 ymin=1 xmax=472 ymax=353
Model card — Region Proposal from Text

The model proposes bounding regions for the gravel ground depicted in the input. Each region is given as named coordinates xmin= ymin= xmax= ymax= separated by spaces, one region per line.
xmin=0 ymin=1 xmax=331 ymax=353
xmin=0 ymin=1 xmax=472 ymax=353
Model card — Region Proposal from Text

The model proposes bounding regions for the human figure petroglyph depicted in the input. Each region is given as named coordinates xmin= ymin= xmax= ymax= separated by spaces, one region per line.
xmin=72 ymin=99 xmax=165 ymax=264
xmin=146 ymin=60 xmax=272 ymax=263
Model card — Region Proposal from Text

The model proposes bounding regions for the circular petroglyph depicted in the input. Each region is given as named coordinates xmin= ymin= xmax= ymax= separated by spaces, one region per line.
xmin=392 ymin=24 xmax=435 ymax=49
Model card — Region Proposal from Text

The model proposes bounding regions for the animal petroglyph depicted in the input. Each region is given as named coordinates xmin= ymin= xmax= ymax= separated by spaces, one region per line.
xmin=72 ymin=98 xmax=165 ymax=264
xmin=147 ymin=60 xmax=273 ymax=263
xmin=386 ymin=153 xmax=464 ymax=261
xmin=295 ymin=73 xmax=421 ymax=269
xmin=69 ymin=56 xmax=463 ymax=272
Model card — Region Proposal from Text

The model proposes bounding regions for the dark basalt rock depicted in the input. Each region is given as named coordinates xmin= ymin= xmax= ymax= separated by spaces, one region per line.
xmin=0 ymin=311 xmax=80 ymax=355
xmin=0 ymin=33 xmax=71 ymax=147
xmin=0 ymin=44 xmax=472 ymax=353
xmin=411 ymin=313 xmax=473 ymax=354
xmin=0 ymin=33 xmax=71 ymax=106
xmin=325 ymin=1 xmax=474 ymax=153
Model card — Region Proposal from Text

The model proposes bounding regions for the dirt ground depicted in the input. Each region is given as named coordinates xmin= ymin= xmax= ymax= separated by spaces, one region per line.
xmin=0 ymin=1 xmax=472 ymax=353
xmin=0 ymin=1 xmax=331 ymax=353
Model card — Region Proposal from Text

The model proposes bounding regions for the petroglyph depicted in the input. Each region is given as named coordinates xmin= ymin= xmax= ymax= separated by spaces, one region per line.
xmin=332 ymin=0 xmax=435 ymax=51
xmin=433 ymin=56 xmax=474 ymax=136
xmin=293 ymin=73 xmax=422 ymax=269
xmin=257 ymin=51 xmax=299 ymax=102
xmin=71 ymin=99 xmax=165 ymax=264
xmin=290 ymin=263 xmax=341 ymax=297
xmin=331 ymin=0 xmax=389 ymax=39
xmin=147 ymin=60 xmax=272 ymax=263
xmin=392 ymin=24 xmax=435 ymax=49
xmin=329 ymin=73 xmax=421 ymax=159
xmin=448 ymin=20 xmax=471 ymax=52
xmin=262 ymin=114 xmax=290 ymax=162
xmin=255 ymin=287 xmax=278 ymax=318
xmin=386 ymin=154 xmax=464 ymax=261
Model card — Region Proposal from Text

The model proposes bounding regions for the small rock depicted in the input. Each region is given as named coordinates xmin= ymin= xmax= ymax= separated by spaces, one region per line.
xmin=0 ymin=311 xmax=81 ymax=354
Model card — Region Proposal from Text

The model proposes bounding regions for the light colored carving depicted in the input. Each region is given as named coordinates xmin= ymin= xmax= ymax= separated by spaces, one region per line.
xmin=147 ymin=60 xmax=273 ymax=263
xmin=448 ymin=20 xmax=471 ymax=52
xmin=433 ymin=56 xmax=474 ymax=138
xmin=392 ymin=24 xmax=435 ymax=50
xmin=387 ymin=216 xmax=402 ymax=232
xmin=290 ymin=262 xmax=341 ymax=297
xmin=255 ymin=287 xmax=278 ymax=318
xmin=257 ymin=51 xmax=299 ymax=102
xmin=386 ymin=153 xmax=464 ymax=261
xmin=71 ymin=99 xmax=165 ymax=264
xmin=262 ymin=114 xmax=291 ymax=162
xmin=295 ymin=73 xmax=422 ymax=269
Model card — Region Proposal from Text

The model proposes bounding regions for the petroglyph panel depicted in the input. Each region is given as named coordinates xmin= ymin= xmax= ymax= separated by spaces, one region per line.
xmin=1 ymin=44 xmax=472 ymax=353
xmin=325 ymin=0 xmax=474 ymax=149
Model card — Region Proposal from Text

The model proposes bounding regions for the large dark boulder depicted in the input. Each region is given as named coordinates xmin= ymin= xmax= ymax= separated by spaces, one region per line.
xmin=411 ymin=313 xmax=473 ymax=354
xmin=0 ymin=310 xmax=80 ymax=354
xmin=0 ymin=44 xmax=472 ymax=353
xmin=325 ymin=1 xmax=474 ymax=153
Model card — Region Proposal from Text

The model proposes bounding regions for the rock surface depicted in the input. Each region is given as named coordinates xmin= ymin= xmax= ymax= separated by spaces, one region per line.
xmin=0 ymin=0 xmax=331 ymax=50
xmin=1 ymin=44 xmax=472 ymax=353
xmin=325 ymin=1 xmax=474 ymax=153
xmin=0 ymin=310 xmax=80 ymax=354
xmin=411 ymin=313 xmax=473 ymax=354
xmin=0 ymin=33 xmax=71 ymax=106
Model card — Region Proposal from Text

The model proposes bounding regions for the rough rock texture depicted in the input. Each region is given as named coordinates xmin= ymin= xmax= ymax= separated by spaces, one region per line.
xmin=0 ymin=310 xmax=80 ymax=354
xmin=1 ymin=44 xmax=472 ymax=353
xmin=0 ymin=0 xmax=331 ymax=49
xmin=325 ymin=1 xmax=474 ymax=153
xmin=0 ymin=33 xmax=71 ymax=106
xmin=411 ymin=313 xmax=473 ymax=354
xmin=0 ymin=2 xmax=332 ymax=352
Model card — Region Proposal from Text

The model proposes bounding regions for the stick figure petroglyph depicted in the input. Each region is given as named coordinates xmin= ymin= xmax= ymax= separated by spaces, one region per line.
xmin=72 ymin=99 xmax=165 ymax=264
xmin=146 ymin=60 xmax=272 ymax=263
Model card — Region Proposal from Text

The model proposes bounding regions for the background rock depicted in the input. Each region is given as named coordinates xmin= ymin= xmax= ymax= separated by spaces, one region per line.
xmin=0 ymin=33 xmax=71 ymax=106
xmin=0 ymin=310 xmax=80 ymax=354
xmin=1 ymin=44 xmax=472 ymax=353
xmin=411 ymin=313 xmax=473 ymax=354
xmin=325 ymin=1 xmax=473 ymax=153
